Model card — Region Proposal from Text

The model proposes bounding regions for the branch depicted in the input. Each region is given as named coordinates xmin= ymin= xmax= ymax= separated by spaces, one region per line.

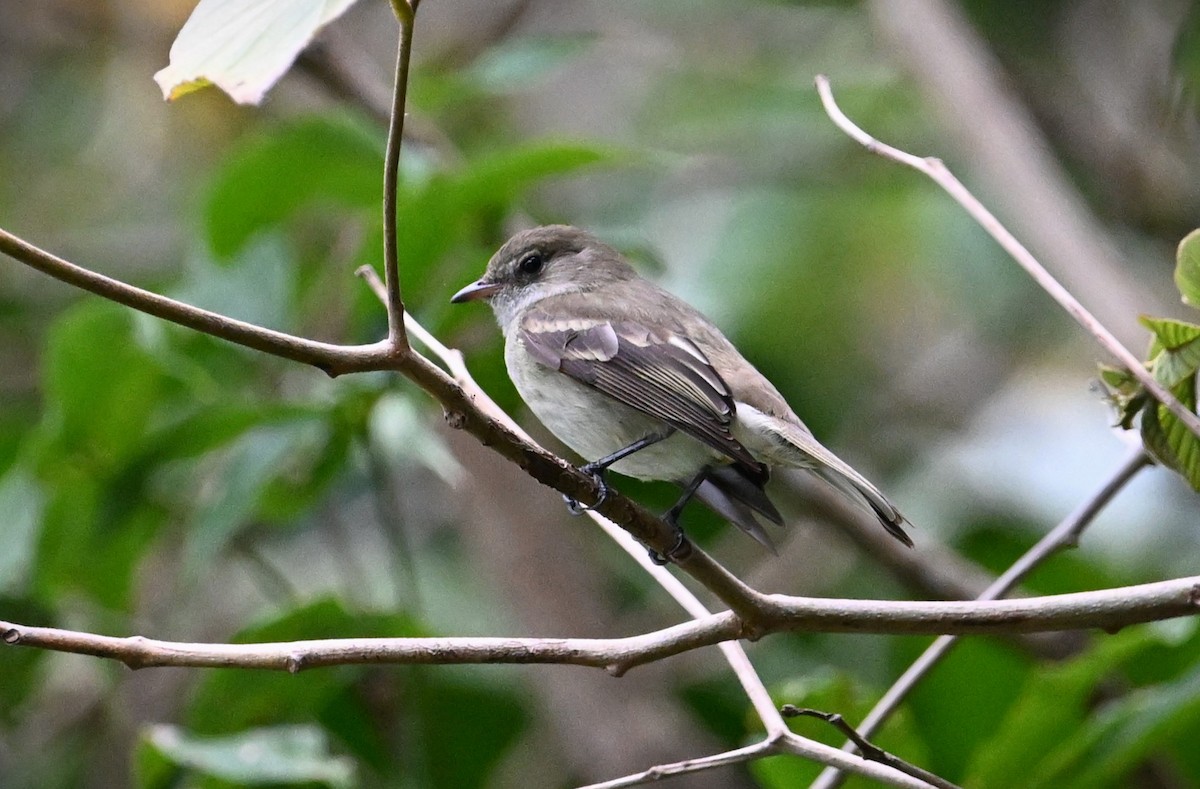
xmin=811 ymin=448 xmax=1151 ymax=789
xmin=769 ymin=472 xmax=1085 ymax=661
xmin=760 ymin=575 xmax=1198 ymax=636
xmin=381 ymin=0 xmax=415 ymax=348
xmin=865 ymin=0 xmax=1167 ymax=344
xmin=783 ymin=707 xmax=960 ymax=789
xmin=582 ymin=735 xmax=937 ymax=789
xmin=3 ymin=575 xmax=1196 ymax=672
xmin=0 ymin=228 xmax=397 ymax=377
xmin=814 ymin=75 xmax=1200 ymax=443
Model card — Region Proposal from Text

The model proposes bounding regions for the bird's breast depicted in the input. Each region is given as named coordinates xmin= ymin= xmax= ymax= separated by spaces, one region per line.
xmin=505 ymin=332 xmax=716 ymax=482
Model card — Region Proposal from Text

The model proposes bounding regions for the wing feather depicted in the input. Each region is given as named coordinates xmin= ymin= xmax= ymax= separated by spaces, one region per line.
xmin=520 ymin=311 xmax=760 ymax=470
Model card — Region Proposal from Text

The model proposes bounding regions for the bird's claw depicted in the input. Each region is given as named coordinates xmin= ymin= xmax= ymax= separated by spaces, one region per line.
xmin=563 ymin=466 xmax=609 ymax=515
xmin=647 ymin=525 xmax=689 ymax=565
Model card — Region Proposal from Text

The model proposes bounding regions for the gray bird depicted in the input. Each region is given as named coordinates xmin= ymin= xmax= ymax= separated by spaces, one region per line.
xmin=452 ymin=225 xmax=910 ymax=556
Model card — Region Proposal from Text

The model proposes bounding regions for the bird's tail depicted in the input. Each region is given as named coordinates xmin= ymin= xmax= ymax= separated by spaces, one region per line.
xmin=694 ymin=464 xmax=783 ymax=553
xmin=811 ymin=464 xmax=911 ymax=547
xmin=749 ymin=411 xmax=912 ymax=547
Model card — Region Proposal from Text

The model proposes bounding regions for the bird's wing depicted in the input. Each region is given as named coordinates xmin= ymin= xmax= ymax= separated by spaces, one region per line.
xmin=518 ymin=309 xmax=761 ymax=470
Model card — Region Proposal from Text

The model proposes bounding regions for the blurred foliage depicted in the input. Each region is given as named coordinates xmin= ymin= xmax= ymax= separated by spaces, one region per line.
xmin=1102 ymin=230 xmax=1200 ymax=491
xmin=1 ymin=1 xmax=1199 ymax=788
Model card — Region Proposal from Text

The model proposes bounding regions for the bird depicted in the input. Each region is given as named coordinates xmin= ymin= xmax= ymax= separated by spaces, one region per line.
xmin=451 ymin=225 xmax=911 ymax=558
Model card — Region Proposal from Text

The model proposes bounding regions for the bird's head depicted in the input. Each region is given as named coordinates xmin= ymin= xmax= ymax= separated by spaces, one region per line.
xmin=451 ymin=225 xmax=636 ymax=328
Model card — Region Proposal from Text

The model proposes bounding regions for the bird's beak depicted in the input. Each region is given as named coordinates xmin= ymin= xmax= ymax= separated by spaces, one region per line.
xmin=450 ymin=278 xmax=501 ymax=304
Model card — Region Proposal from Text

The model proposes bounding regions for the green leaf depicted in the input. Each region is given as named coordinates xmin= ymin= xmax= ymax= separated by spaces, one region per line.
xmin=966 ymin=630 xmax=1156 ymax=788
xmin=0 ymin=596 xmax=54 ymax=722
xmin=415 ymin=671 xmax=530 ymax=789
xmin=1176 ymin=229 xmax=1200 ymax=308
xmin=143 ymin=402 xmax=321 ymax=464
xmin=901 ymin=636 xmax=1031 ymax=780
xmin=396 ymin=140 xmax=622 ymax=300
xmin=1140 ymin=374 xmax=1200 ymax=490
xmin=186 ymin=599 xmax=422 ymax=735
xmin=42 ymin=304 xmax=166 ymax=470
xmin=1097 ymin=364 xmax=1148 ymax=429
xmin=1039 ymin=661 xmax=1200 ymax=789
xmin=153 ymin=0 xmax=359 ymax=105
xmin=205 ymin=117 xmax=383 ymax=258
xmin=1138 ymin=315 xmax=1200 ymax=352
xmin=182 ymin=421 xmax=320 ymax=574
xmin=1150 ymin=337 xmax=1200 ymax=389
xmin=33 ymin=476 xmax=166 ymax=610
xmin=1098 ymin=364 xmax=1135 ymax=390
xmin=369 ymin=393 xmax=463 ymax=484
xmin=455 ymin=141 xmax=622 ymax=207
xmin=138 ymin=724 xmax=354 ymax=788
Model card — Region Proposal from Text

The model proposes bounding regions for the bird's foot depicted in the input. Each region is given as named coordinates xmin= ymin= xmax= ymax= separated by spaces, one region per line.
xmin=563 ymin=463 xmax=609 ymax=515
xmin=648 ymin=522 xmax=690 ymax=565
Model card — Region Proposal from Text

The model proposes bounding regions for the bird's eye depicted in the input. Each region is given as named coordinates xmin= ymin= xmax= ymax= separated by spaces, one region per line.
xmin=516 ymin=250 xmax=544 ymax=275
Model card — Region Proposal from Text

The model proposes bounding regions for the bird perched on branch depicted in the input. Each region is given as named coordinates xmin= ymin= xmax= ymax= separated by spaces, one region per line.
xmin=452 ymin=225 xmax=910 ymax=560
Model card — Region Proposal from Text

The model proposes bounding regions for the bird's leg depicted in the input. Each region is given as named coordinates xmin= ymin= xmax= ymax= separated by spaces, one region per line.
xmin=648 ymin=467 xmax=708 ymax=565
xmin=564 ymin=427 xmax=676 ymax=515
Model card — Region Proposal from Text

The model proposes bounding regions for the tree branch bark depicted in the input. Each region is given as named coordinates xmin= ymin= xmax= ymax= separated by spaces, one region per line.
xmin=3 ymin=575 xmax=1196 ymax=673
xmin=814 ymin=74 xmax=1200 ymax=443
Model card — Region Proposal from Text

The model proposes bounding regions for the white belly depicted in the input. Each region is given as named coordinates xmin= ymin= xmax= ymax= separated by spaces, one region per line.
xmin=505 ymin=333 xmax=718 ymax=483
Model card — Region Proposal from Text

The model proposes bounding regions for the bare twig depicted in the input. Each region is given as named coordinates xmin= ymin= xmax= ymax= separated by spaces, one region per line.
xmin=578 ymin=740 xmax=780 ymax=789
xmin=782 ymin=707 xmax=960 ymax=789
xmin=0 ymin=228 xmax=397 ymax=376
xmin=812 ymin=448 xmax=1152 ymax=789
xmin=865 ymin=0 xmax=1166 ymax=344
xmin=581 ymin=735 xmax=935 ymax=789
xmin=356 ymin=265 xmax=529 ymax=435
xmin=814 ymin=75 xmax=1200 ymax=442
xmin=3 ymin=575 xmax=1197 ymax=673
xmin=381 ymin=0 xmax=415 ymax=348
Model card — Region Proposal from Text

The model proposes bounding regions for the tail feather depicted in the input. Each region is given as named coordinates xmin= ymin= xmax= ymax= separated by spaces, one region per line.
xmin=693 ymin=464 xmax=782 ymax=553
xmin=745 ymin=409 xmax=913 ymax=547
xmin=813 ymin=466 xmax=912 ymax=548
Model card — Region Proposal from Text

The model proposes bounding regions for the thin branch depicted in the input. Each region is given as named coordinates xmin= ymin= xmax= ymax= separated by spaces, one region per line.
xmin=814 ymin=75 xmax=1200 ymax=442
xmin=782 ymin=707 xmax=960 ymax=789
xmin=381 ymin=0 xmax=415 ymax=348
xmin=0 ymin=228 xmax=397 ymax=376
xmin=811 ymin=448 xmax=1151 ymax=789
xmin=758 ymin=575 xmax=1198 ymax=636
xmin=578 ymin=740 xmax=779 ymax=789
xmin=357 ymin=266 xmax=529 ymax=435
xmin=865 ymin=0 xmax=1166 ymax=344
xmin=583 ymin=735 xmax=937 ymax=789
xmin=3 ymin=575 xmax=1197 ymax=673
